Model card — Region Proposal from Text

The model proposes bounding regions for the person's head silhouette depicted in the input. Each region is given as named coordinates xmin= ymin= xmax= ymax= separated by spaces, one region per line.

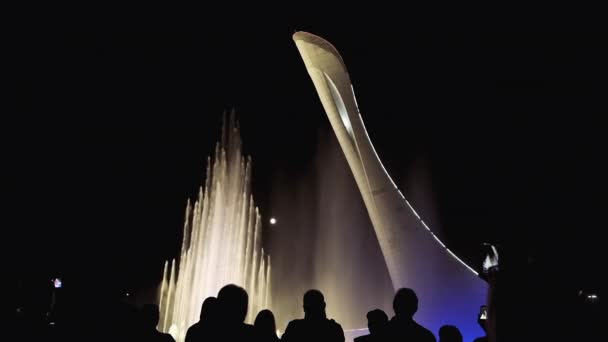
xmin=439 ymin=325 xmax=463 ymax=342
xmin=200 ymin=296 xmax=217 ymax=321
xmin=254 ymin=309 xmax=277 ymax=336
xmin=140 ymin=304 xmax=160 ymax=331
xmin=303 ymin=289 xmax=326 ymax=319
xmin=393 ymin=288 xmax=418 ymax=318
xmin=366 ymin=309 xmax=388 ymax=335
xmin=217 ymin=284 xmax=248 ymax=325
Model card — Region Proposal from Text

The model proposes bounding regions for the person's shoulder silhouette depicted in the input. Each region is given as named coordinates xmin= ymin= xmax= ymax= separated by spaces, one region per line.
xmin=185 ymin=296 xmax=218 ymax=342
xmin=387 ymin=288 xmax=436 ymax=342
xmin=472 ymin=305 xmax=489 ymax=342
xmin=281 ymin=289 xmax=344 ymax=342
xmin=353 ymin=334 xmax=375 ymax=342
xmin=138 ymin=304 xmax=175 ymax=342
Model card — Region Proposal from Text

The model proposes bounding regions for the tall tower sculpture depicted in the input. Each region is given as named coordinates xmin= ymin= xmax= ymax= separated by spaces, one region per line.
xmin=293 ymin=32 xmax=486 ymax=340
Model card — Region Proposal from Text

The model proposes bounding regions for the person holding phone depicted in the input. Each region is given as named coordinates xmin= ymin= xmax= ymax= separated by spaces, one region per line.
xmin=473 ymin=306 xmax=489 ymax=342
xmin=477 ymin=244 xmax=498 ymax=342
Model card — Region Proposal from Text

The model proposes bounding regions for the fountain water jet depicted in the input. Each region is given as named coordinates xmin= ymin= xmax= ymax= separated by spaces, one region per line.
xmin=158 ymin=113 xmax=271 ymax=341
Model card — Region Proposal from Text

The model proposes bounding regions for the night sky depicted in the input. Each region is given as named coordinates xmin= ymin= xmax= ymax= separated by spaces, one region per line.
xmin=8 ymin=14 xmax=605 ymax=317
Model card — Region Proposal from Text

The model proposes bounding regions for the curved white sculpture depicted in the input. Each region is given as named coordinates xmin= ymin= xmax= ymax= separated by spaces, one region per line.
xmin=293 ymin=32 xmax=486 ymax=340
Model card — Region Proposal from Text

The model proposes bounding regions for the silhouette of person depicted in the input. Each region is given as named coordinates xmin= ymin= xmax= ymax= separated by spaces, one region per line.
xmin=438 ymin=325 xmax=462 ymax=342
xmin=185 ymin=296 xmax=218 ymax=342
xmin=138 ymin=304 xmax=175 ymax=342
xmin=281 ymin=289 xmax=344 ymax=342
xmin=354 ymin=309 xmax=389 ymax=342
xmin=473 ymin=309 xmax=489 ymax=342
xmin=387 ymin=288 xmax=436 ymax=342
xmin=254 ymin=309 xmax=280 ymax=342
xmin=216 ymin=284 xmax=258 ymax=341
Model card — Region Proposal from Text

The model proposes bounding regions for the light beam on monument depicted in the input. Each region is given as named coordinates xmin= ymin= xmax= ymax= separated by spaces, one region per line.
xmin=293 ymin=32 xmax=487 ymax=341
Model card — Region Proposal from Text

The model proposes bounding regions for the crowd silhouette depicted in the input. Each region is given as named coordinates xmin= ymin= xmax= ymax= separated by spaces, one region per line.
xmin=14 ymin=282 xmax=496 ymax=342
xmin=163 ymin=284 xmax=492 ymax=341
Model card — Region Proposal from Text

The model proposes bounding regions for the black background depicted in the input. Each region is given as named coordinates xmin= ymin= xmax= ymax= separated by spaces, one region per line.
xmin=7 ymin=10 xmax=604 ymax=338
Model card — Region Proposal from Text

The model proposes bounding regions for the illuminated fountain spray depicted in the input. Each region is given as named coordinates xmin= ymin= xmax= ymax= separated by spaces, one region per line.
xmin=158 ymin=114 xmax=271 ymax=341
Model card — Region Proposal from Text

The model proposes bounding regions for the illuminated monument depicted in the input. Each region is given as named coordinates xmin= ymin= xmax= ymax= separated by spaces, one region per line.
xmin=293 ymin=32 xmax=486 ymax=340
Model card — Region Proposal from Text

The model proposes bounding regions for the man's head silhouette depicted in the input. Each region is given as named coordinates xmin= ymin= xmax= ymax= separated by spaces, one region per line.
xmin=366 ymin=309 xmax=389 ymax=335
xmin=439 ymin=325 xmax=463 ymax=342
xmin=200 ymin=296 xmax=217 ymax=321
xmin=217 ymin=284 xmax=248 ymax=324
xmin=254 ymin=309 xmax=277 ymax=336
xmin=393 ymin=288 xmax=419 ymax=318
xmin=303 ymin=289 xmax=326 ymax=318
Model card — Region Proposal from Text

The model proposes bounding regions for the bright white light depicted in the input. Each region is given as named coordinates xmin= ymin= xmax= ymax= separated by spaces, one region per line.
xmin=448 ymin=249 xmax=479 ymax=276
xmin=270 ymin=218 xmax=277 ymax=225
xmin=405 ymin=200 xmax=421 ymax=220
xmin=431 ymin=232 xmax=446 ymax=248
xmin=587 ymin=294 xmax=598 ymax=299
xmin=126 ymin=292 xmax=130 ymax=297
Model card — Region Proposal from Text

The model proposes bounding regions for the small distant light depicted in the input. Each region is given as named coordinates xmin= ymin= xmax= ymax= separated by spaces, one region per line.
xmin=126 ymin=292 xmax=130 ymax=297
xmin=53 ymin=278 xmax=62 ymax=288
xmin=49 ymin=322 xmax=55 ymax=326
xmin=587 ymin=294 xmax=598 ymax=299
xmin=270 ymin=218 xmax=277 ymax=225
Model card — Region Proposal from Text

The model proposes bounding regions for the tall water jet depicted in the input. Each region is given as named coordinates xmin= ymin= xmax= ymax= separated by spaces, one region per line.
xmin=158 ymin=113 xmax=271 ymax=341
